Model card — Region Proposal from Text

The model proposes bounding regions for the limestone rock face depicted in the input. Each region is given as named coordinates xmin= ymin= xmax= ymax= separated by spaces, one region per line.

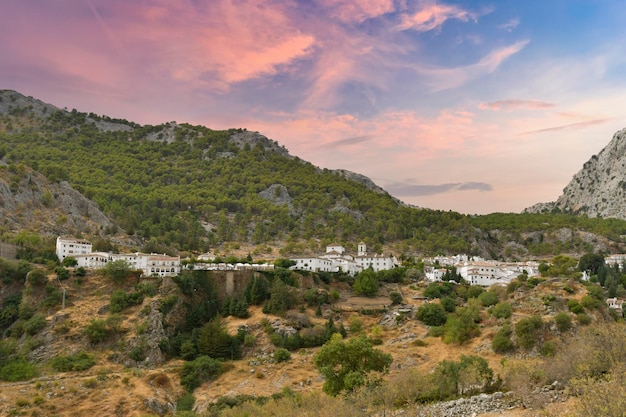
xmin=526 ymin=128 xmax=626 ymax=219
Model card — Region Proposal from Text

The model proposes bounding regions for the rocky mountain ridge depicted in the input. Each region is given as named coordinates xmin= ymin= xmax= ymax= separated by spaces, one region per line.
xmin=525 ymin=128 xmax=626 ymax=219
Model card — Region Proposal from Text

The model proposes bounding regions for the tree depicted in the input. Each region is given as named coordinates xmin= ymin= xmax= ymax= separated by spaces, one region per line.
xmin=314 ymin=334 xmax=392 ymax=396
xmin=102 ymin=260 xmax=132 ymax=284
xmin=197 ymin=317 xmax=241 ymax=360
xmin=578 ymin=253 xmax=605 ymax=275
xmin=492 ymin=325 xmax=514 ymax=353
xmin=416 ymin=303 xmax=447 ymax=326
xmin=515 ymin=315 xmax=543 ymax=349
xmin=353 ymin=269 xmax=379 ymax=297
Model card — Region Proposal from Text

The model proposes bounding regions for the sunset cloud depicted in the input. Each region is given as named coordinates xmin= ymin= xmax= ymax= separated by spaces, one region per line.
xmin=518 ymin=118 xmax=612 ymax=135
xmin=396 ymin=2 xmax=477 ymax=32
xmin=480 ymin=100 xmax=555 ymax=111
xmin=4 ymin=0 xmax=626 ymax=214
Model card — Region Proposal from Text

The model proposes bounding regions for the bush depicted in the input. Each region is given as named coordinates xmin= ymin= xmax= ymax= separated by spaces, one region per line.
xmin=490 ymin=302 xmax=512 ymax=319
xmin=181 ymin=355 xmax=223 ymax=392
xmin=577 ymin=313 xmax=592 ymax=325
xmin=515 ymin=316 xmax=543 ymax=349
xmin=567 ymin=299 xmax=584 ymax=314
xmin=554 ymin=312 xmax=572 ymax=332
xmin=478 ymin=291 xmax=499 ymax=307
xmin=492 ymin=325 xmax=514 ymax=353
xmin=580 ymin=295 xmax=602 ymax=310
xmin=389 ymin=291 xmax=403 ymax=305
xmin=440 ymin=296 xmax=456 ymax=313
xmin=416 ymin=303 xmax=447 ymax=326
xmin=84 ymin=319 xmax=112 ymax=344
xmin=348 ymin=315 xmax=362 ymax=334
xmin=23 ymin=314 xmax=46 ymax=335
xmin=176 ymin=392 xmax=196 ymax=412
xmin=27 ymin=269 xmax=47 ymax=286
xmin=540 ymin=340 xmax=556 ymax=357
xmin=274 ymin=348 xmax=291 ymax=363
xmin=51 ymin=352 xmax=96 ymax=372
xmin=0 ymin=360 xmax=39 ymax=381
xmin=109 ymin=290 xmax=129 ymax=313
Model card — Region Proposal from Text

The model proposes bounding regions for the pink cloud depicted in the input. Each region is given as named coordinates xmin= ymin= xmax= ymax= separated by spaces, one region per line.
xmin=319 ymin=0 xmax=395 ymax=24
xmin=396 ymin=2 xmax=476 ymax=32
xmin=480 ymin=99 xmax=555 ymax=111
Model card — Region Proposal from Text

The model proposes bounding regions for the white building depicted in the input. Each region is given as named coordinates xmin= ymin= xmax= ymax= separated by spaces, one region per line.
xmin=290 ymin=242 xmax=396 ymax=276
xmin=56 ymin=237 xmax=92 ymax=261
xmin=58 ymin=237 xmax=181 ymax=277
xmin=606 ymin=254 xmax=626 ymax=268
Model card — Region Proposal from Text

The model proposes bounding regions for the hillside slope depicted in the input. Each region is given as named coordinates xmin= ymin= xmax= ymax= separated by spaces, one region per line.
xmin=2 ymin=89 xmax=626 ymax=259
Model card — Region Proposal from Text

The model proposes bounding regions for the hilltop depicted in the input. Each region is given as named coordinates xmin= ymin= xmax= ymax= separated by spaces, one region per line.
xmin=2 ymin=89 xmax=626 ymax=260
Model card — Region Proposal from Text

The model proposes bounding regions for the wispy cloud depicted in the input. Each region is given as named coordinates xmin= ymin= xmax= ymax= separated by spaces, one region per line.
xmin=318 ymin=0 xmax=395 ymax=24
xmin=326 ymin=135 xmax=375 ymax=148
xmin=396 ymin=2 xmax=477 ymax=32
xmin=480 ymin=99 xmax=555 ymax=111
xmin=386 ymin=181 xmax=493 ymax=196
xmin=518 ymin=118 xmax=612 ymax=135
xmin=416 ymin=40 xmax=530 ymax=90
xmin=498 ymin=18 xmax=520 ymax=31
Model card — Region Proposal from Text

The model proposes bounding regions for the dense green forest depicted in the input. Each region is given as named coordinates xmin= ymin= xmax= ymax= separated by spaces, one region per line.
xmin=2 ymin=91 xmax=626 ymax=257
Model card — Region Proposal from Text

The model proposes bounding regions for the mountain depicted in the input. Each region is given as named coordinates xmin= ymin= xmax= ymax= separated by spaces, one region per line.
xmin=525 ymin=128 xmax=626 ymax=220
xmin=2 ymin=89 xmax=626 ymax=259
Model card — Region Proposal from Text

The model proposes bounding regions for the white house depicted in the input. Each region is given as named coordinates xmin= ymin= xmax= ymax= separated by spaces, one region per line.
xmin=58 ymin=237 xmax=181 ymax=277
xmin=290 ymin=242 xmax=395 ymax=276
xmin=56 ymin=237 xmax=92 ymax=261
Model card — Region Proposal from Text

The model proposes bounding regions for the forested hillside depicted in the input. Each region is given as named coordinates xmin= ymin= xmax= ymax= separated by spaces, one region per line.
xmin=1 ymin=89 xmax=626 ymax=258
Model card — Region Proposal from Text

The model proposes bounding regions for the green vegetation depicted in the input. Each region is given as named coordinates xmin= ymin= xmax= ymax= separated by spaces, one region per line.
xmin=4 ymin=105 xmax=626 ymax=256
xmin=416 ymin=303 xmax=447 ymax=326
xmin=314 ymin=334 xmax=393 ymax=396
xmin=51 ymin=351 xmax=96 ymax=372
xmin=180 ymin=355 xmax=224 ymax=392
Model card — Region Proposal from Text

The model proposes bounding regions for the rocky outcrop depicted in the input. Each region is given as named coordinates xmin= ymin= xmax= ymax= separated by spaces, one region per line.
xmin=526 ymin=128 xmax=626 ymax=219
xmin=0 ymin=165 xmax=116 ymax=236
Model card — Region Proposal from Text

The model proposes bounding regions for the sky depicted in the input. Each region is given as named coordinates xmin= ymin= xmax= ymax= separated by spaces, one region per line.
xmin=2 ymin=0 xmax=626 ymax=215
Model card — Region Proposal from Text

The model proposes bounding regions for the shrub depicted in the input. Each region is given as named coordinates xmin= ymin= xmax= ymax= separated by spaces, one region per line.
xmin=348 ymin=315 xmax=362 ymax=334
xmin=51 ymin=352 xmax=96 ymax=372
xmin=554 ymin=312 xmax=572 ymax=332
xmin=540 ymin=340 xmax=556 ymax=357
xmin=478 ymin=291 xmax=499 ymax=307
xmin=577 ymin=313 xmax=592 ymax=325
xmin=389 ymin=291 xmax=403 ymax=305
xmin=0 ymin=360 xmax=39 ymax=381
xmin=274 ymin=348 xmax=291 ymax=363
xmin=567 ymin=299 xmax=584 ymax=314
xmin=515 ymin=316 xmax=543 ymax=349
xmin=490 ymin=302 xmax=512 ymax=319
xmin=23 ymin=314 xmax=46 ymax=335
xmin=580 ymin=295 xmax=602 ymax=310
xmin=181 ymin=355 xmax=223 ymax=392
xmin=440 ymin=296 xmax=456 ymax=313
xmin=84 ymin=319 xmax=112 ymax=344
xmin=492 ymin=325 xmax=514 ymax=353
xmin=27 ymin=269 xmax=47 ymax=286
xmin=176 ymin=392 xmax=196 ymax=412
xmin=416 ymin=303 xmax=447 ymax=326
xmin=109 ymin=290 xmax=129 ymax=313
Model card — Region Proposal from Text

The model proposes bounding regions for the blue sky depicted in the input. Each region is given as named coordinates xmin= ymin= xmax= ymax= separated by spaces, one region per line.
xmin=2 ymin=0 xmax=626 ymax=214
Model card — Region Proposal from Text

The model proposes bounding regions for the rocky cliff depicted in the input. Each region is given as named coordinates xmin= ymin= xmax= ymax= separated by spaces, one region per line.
xmin=0 ymin=163 xmax=116 ymax=237
xmin=526 ymin=128 xmax=626 ymax=219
